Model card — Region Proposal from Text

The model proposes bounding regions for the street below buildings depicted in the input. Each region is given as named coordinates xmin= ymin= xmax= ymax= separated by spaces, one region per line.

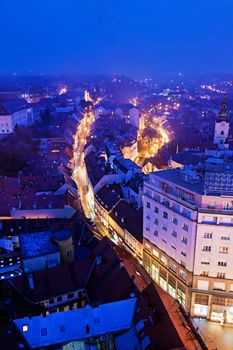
xmin=72 ymin=109 xmax=95 ymax=220
xmin=194 ymin=317 xmax=233 ymax=350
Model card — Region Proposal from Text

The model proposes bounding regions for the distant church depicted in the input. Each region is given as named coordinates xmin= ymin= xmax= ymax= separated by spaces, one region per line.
xmin=213 ymin=95 xmax=230 ymax=150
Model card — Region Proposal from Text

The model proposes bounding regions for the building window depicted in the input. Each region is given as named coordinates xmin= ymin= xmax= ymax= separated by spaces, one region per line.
xmin=146 ymin=202 xmax=150 ymax=209
xmin=172 ymin=230 xmax=177 ymax=238
xmin=213 ymin=282 xmax=225 ymax=291
xmin=163 ymin=200 xmax=170 ymax=208
xmin=146 ymin=227 xmax=150 ymax=232
xmin=49 ymin=298 xmax=55 ymax=304
xmin=223 ymin=201 xmax=233 ymax=210
xmin=161 ymin=256 xmax=167 ymax=265
xmin=221 ymin=235 xmax=230 ymax=240
xmin=152 ymin=249 xmax=159 ymax=258
xmin=163 ymin=212 xmax=168 ymax=219
xmin=202 ymin=246 xmax=211 ymax=252
xmin=208 ymin=201 xmax=216 ymax=208
xmin=200 ymin=271 xmax=209 ymax=277
xmin=146 ymin=215 xmax=150 ymax=220
xmin=171 ymin=245 xmax=176 ymax=250
xmin=172 ymin=217 xmax=178 ymax=225
xmin=219 ymin=246 xmax=229 ymax=254
xmin=152 ymin=248 xmax=159 ymax=257
xmin=162 ymin=225 xmax=167 ymax=231
xmin=154 ymin=206 xmax=159 ymax=213
xmin=66 ymin=250 xmax=72 ymax=257
xmin=203 ymin=232 xmax=212 ymax=239
xmin=154 ymin=218 xmax=158 ymax=225
xmin=182 ymin=223 xmax=189 ymax=232
xmin=169 ymin=262 xmax=176 ymax=272
xmin=22 ymin=325 xmax=28 ymax=332
xmin=68 ymin=293 xmax=74 ymax=299
xmin=181 ymin=260 xmax=186 ymax=268
xmin=217 ymin=272 xmax=226 ymax=279
xmin=57 ymin=296 xmax=62 ymax=302
xmin=218 ymin=261 xmax=227 ymax=267
xmin=154 ymin=230 xmax=158 ymax=237
xmin=162 ymin=238 xmax=167 ymax=243
xmin=179 ymin=270 xmax=186 ymax=280
xmin=181 ymin=236 xmax=188 ymax=244
xmin=201 ymin=260 xmax=210 ymax=265
xmin=181 ymin=251 xmax=187 ymax=257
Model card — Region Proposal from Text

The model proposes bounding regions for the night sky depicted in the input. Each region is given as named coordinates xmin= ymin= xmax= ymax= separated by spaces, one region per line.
xmin=1 ymin=0 xmax=233 ymax=77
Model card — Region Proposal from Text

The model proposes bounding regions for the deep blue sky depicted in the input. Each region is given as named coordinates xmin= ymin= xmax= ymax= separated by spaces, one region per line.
xmin=1 ymin=0 xmax=233 ymax=77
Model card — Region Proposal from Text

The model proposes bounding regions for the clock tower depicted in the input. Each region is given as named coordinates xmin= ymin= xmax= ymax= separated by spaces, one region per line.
xmin=213 ymin=96 xmax=230 ymax=149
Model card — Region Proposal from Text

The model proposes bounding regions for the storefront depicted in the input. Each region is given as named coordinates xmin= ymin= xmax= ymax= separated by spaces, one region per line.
xmin=159 ymin=267 xmax=167 ymax=291
xmin=193 ymin=294 xmax=209 ymax=317
xmin=151 ymin=263 xmax=158 ymax=283
xmin=168 ymin=275 xmax=176 ymax=298
xmin=177 ymin=284 xmax=186 ymax=307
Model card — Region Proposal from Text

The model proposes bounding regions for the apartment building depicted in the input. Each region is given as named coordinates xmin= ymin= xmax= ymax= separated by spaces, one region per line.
xmin=143 ymin=160 xmax=233 ymax=323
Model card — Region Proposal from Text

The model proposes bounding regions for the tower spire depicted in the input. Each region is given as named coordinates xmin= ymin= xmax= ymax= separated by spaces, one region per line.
xmin=219 ymin=94 xmax=228 ymax=120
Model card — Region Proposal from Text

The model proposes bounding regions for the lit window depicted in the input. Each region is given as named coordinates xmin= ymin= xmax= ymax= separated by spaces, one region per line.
xmin=23 ymin=325 xmax=28 ymax=332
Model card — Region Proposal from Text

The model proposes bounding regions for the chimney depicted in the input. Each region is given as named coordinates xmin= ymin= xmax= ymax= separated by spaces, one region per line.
xmin=28 ymin=273 xmax=35 ymax=290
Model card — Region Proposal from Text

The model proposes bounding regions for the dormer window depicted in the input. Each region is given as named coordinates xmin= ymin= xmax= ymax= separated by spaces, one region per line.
xmin=32 ymin=204 xmax=37 ymax=209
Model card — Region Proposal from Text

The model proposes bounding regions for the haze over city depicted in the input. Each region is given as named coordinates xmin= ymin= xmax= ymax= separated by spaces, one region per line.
xmin=1 ymin=0 xmax=233 ymax=77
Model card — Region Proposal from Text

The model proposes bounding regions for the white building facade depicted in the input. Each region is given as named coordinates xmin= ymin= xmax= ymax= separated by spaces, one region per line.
xmin=0 ymin=102 xmax=34 ymax=134
xmin=143 ymin=167 xmax=233 ymax=323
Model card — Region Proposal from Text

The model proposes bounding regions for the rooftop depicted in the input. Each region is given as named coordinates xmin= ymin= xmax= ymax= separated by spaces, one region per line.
xmin=0 ymin=99 xmax=30 ymax=114
xmin=14 ymin=298 xmax=137 ymax=348
xmin=19 ymin=231 xmax=59 ymax=259
xmin=11 ymin=259 xmax=94 ymax=302
xmin=110 ymin=200 xmax=143 ymax=243
xmin=151 ymin=169 xmax=205 ymax=195
xmin=95 ymin=184 xmax=122 ymax=212
xmin=113 ymin=156 xmax=141 ymax=174
xmin=171 ymin=150 xmax=209 ymax=166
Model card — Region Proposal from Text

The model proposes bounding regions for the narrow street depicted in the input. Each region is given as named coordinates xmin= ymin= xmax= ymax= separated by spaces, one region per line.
xmin=72 ymin=109 xmax=95 ymax=220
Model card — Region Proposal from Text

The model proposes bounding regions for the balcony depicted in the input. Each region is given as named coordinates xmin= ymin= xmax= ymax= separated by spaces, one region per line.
xmin=199 ymin=207 xmax=233 ymax=216
xmin=144 ymin=184 xmax=197 ymax=214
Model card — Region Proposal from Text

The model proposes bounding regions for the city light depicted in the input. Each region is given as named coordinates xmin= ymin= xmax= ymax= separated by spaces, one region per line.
xmin=58 ymin=86 xmax=68 ymax=95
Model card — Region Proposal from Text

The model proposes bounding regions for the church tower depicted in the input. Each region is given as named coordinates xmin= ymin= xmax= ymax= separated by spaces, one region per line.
xmin=213 ymin=95 xmax=230 ymax=149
